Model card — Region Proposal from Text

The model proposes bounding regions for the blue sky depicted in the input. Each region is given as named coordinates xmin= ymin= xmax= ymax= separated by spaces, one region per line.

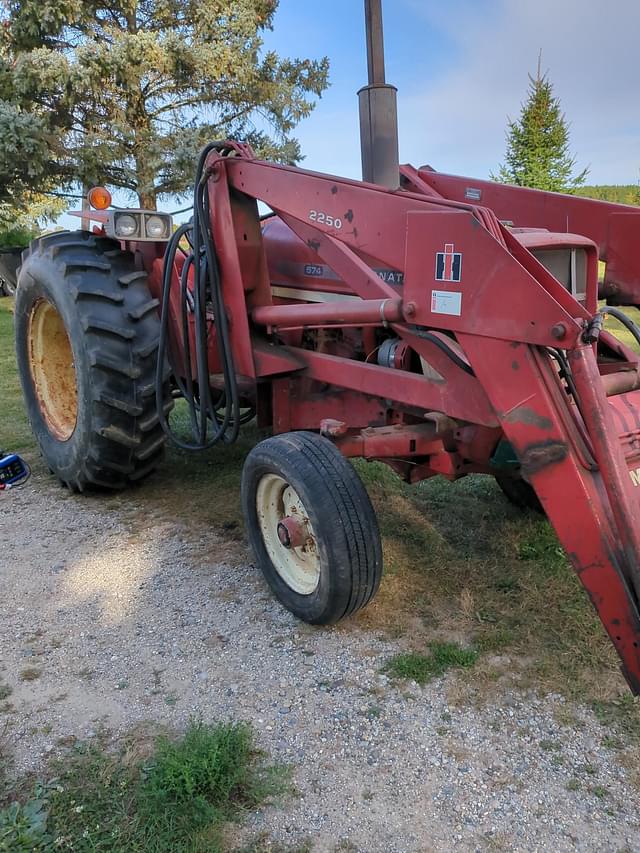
xmin=61 ymin=0 xmax=639 ymax=226
xmin=261 ymin=0 xmax=640 ymax=185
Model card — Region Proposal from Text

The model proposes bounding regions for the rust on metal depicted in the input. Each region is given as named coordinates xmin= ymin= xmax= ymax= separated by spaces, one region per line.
xmin=503 ymin=406 xmax=553 ymax=431
xmin=520 ymin=440 xmax=569 ymax=476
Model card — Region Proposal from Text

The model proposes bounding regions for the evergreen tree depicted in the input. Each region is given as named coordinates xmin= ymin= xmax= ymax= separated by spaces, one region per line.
xmin=494 ymin=59 xmax=588 ymax=193
xmin=0 ymin=1 xmax=329 ymax=208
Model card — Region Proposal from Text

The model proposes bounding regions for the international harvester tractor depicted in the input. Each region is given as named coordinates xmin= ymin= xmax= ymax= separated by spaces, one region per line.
xmin=13 ymin=2 xmax=640 ymax=693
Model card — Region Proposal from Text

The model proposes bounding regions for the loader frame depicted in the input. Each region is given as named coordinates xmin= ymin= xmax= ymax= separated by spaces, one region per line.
xmin=135 ymin=143 xmax=640 ymax=693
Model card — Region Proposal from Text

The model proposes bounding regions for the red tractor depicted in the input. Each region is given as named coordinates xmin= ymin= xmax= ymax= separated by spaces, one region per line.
xmin=13 ymin=4 xmax=640 ymax=692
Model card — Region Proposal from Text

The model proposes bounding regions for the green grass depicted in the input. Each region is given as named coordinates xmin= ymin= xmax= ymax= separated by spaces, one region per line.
xmin=0 ymin=721 xmax=285 ymax=853
xmin=385 ymin=642 xmax=479 ymax=685
xmin=603 ymin=304 xmax=640 ymax=353
xmin=356 ymin=461 xmax=640 ymax=720
xmin=0 ymin=299 xmax=34 ymax=451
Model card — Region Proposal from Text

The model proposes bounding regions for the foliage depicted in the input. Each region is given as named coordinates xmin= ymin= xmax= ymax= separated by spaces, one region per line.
xmin=0 ymin=788 xmax=51 ymax=853
xmin=0 ymin=192 xmax=64 ymax=246
xmin=0 ymin=1 xmax=329 ymax=207
xmin=0 ymin=721 xmax=283 ymax=853
xmin=494 ymin=60 xmax=588 ymax=193
xmin=576 ymin=184 xmax=640 ymax=205
xmin=385 ymin=643 xmax=479 ymax=684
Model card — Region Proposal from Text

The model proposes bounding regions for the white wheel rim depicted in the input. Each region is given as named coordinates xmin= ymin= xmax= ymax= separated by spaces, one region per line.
xmin=255 ymin=473 xmax=321 ymax=595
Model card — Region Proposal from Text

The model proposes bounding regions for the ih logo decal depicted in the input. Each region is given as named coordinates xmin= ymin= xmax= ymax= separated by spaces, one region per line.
xmin=435 ymin=243 xmax=462 ymax=282
xmin=630 ymin=467 xmax=640 ymax=487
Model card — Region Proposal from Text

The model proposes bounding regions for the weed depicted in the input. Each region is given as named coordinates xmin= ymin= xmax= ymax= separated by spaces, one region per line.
xmin=385 ymin=642 xmax=479 ymax=685
xmin=0 ymin=784 xmax=51 ymax=852
xmin=566 ymin=779 xmax=581 ymax=791
xmin=591 ymin=784 xmax=608 ymax=799
xmin=0 ymin=720 xmax=285 ymax=853
xmin=0 ymin=686 xmax=11 ymax=702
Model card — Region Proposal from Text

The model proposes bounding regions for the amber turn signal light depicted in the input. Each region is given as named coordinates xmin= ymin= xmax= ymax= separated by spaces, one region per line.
xmin=87 ymin=186 xmax=112 ymax=210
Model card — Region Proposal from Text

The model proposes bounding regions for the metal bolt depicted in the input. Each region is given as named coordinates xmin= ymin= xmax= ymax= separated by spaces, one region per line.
xmin=551 ymin=323 xmax=567 ymax=341
xmin=404 ymin=301 xmax=416 ymax=318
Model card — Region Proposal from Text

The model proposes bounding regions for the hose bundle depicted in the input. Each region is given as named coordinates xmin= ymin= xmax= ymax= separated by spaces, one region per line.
xmin=155 ymin=143 xmax=242 ymax=450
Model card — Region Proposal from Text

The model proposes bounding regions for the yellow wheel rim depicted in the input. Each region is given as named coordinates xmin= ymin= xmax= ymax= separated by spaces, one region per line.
xmin=28 ymin=298 xmax=78 ymax=441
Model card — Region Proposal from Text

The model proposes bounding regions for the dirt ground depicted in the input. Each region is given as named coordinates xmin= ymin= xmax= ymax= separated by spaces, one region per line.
xmin=1 ymin=463 xmax=640 ymax=852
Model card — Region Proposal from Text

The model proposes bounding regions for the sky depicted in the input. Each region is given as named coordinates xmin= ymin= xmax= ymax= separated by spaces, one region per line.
xmin=262 ymin=0 xmax=640 ymax=185
xmin=60 ymin=0 xmax=639 ymax=227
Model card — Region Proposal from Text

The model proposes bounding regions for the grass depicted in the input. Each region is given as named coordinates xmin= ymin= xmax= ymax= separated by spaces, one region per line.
xmin=0 ymin=299 xmax=35 ymax=451
xmin=385 ymin=642 xmax=479 ymax=684
xmin=0 ymin=721 xmax=285 ymax=853
xmin=603 ymin=304 xmax=640 ymax=353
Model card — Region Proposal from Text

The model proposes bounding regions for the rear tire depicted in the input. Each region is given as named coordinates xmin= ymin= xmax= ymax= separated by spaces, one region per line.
xmin=241 ymin=431 xmax=383 ymax=624
xmin=14 ymin=230 xmax=172 ymax=491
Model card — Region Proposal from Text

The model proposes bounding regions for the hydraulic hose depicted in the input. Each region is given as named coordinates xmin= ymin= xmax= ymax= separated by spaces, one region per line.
xmin=155 ymin=143 xmax=244 ymax=450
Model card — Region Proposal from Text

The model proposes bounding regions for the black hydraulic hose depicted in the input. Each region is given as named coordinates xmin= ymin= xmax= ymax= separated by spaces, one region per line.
xmin=200 ymin=178 xmax=241 ymax=444
xmin=601 ymin=306 xmax=640 ymax=350
xmin=548 ymin=347 xmax=580 ymax=404
xmin=155 ymin=141 xmax=242 ymax=450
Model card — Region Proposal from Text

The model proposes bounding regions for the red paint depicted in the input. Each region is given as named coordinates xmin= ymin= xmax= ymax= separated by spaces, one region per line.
xmin=135 ymin=143 xmax=640 ymax=693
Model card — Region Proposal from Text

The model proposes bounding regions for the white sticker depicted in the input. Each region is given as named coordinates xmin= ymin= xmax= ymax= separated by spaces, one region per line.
xmin=431 ymin=290 xmax=462 ymax=316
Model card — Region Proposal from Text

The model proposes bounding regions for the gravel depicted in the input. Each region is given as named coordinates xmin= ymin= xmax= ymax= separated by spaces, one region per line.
xmin=1 ymin=471 xmax=639 ymax=852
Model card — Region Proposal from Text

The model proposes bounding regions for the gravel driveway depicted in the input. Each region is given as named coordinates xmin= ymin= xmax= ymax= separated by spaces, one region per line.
xmin=1 ymin=468 xmax=639 ymax=852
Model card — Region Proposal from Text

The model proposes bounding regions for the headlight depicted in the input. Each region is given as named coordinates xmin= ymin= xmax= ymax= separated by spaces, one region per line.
xmin=114 ymin=214 xmax=139 ymax=238
xmin=105 ymin=210 xmax=173 ymax=242
xmin=145 ymin=214 xmax=171 ymax=240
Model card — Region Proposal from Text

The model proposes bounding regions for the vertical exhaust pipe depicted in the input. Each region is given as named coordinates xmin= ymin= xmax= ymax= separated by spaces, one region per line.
xmin=358 ymin=0 xmax=400 ymax=189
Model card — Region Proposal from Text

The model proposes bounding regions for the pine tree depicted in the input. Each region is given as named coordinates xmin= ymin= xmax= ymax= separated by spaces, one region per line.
xmin=0 ymin=1 xmax=329 ymax=208
xmin=494 ymin=58 xmax=588 ymax=193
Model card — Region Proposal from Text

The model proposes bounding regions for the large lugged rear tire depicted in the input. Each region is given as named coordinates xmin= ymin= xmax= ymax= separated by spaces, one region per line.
xmin=241 ymin=431 xmax=383 ymax=624
xmin=14 ymin=231 xmax=172 ymax=491
xmin=494 ymin=472 xmax=543 ymax=513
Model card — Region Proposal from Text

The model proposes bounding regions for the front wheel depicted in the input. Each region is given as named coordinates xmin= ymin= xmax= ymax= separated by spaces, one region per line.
xmin=241 ymin=431 xmax=383 ymax=624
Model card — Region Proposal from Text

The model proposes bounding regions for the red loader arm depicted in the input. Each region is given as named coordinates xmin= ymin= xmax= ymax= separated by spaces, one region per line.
xmin=158 ymin=144 xmax=640 ymax=692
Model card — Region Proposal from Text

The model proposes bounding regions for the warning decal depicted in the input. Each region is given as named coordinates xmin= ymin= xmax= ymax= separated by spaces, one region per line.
xmin=435 ymin=243 xmax=462 ymax=282
xmin=431 ymin=290 xmax=462 ymax=316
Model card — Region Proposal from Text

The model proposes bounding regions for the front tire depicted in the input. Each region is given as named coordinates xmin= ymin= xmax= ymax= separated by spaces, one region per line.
xmin=241 ymin=431 xmax=383 ymax=624
xmin=15 ymin=231 xmax=172 ymax=491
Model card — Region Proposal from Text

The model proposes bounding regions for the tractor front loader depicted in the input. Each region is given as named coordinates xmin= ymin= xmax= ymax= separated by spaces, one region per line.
xmin=12 ymin=3 xmax=640 ymax=693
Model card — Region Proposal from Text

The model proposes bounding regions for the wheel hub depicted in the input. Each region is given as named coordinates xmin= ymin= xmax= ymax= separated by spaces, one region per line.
xmin=277 ymin=515 xmax=309 ymax=549
xmin=255 ymin=473 xmax=320 ymax=595
xmin=28 ymin=298 xmax=78 ymax=441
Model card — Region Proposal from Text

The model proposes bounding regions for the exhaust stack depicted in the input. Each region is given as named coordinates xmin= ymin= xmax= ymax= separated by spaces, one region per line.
xmin=358 ymin=0 xmax=399 ymax=189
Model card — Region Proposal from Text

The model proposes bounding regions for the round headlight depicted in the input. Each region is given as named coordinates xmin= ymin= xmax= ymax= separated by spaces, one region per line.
xmin=115 ymin=214 xmax=138 ymax=238
xmin=146 ymin=215 xmax=167 ymax=239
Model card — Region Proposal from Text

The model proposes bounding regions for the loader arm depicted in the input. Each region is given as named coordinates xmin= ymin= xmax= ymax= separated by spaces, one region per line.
xmin=192 ymin=145 xmax=640 ymax=692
